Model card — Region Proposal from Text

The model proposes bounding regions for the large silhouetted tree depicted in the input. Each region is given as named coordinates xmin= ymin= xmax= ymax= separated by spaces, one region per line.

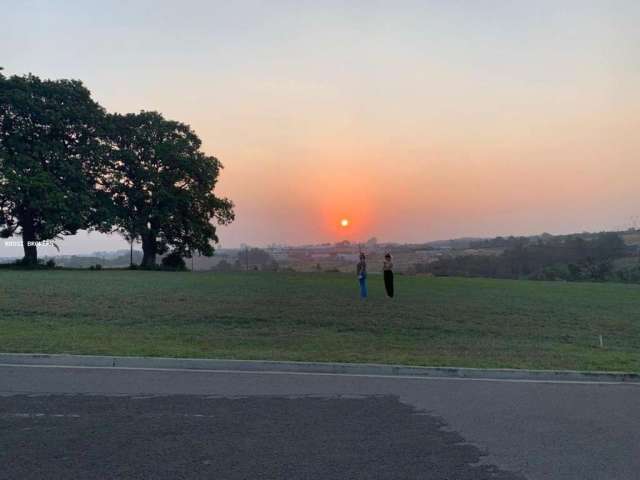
xmin=105 ymin=111 xmax=234 ymax=268
xmin=0 ymin=71 xmax=107 ymax=264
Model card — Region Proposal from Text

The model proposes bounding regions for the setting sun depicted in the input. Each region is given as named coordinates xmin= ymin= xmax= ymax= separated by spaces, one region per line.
xmin=340 ymin=218 xmax=350 ymax=228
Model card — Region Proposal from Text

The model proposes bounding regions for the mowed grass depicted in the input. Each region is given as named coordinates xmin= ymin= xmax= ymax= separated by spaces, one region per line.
xmin=1 ymin=270 xmax=639 ymax=372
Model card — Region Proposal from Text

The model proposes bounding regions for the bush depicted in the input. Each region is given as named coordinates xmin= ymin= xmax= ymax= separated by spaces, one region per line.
xmin=614 ymin=264 xmax=640 ymax=283
xmin=45 ymin=259 xmax=56 ymax=269
xmin=161 ymin=252 xmax=187 ymax=270
xmin=95 ymin=264 xmax=102 ymax=270
xmin=531 ymin=264 xmax=570 ymax=281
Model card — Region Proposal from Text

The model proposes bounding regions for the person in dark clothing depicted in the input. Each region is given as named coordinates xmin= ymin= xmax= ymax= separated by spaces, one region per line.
xmin=357 ymin=253 xmax=368 ymax=299
xmin=383 ymin=253 xmax=394 ymax=298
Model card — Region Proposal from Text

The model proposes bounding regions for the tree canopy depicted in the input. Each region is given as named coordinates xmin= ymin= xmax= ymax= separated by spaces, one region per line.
xmin=0 ymin=70 xmax=234 ymax=267
xmin=0 ymin=72 xmax=107 ymax=263
xmin=104 ymin=111 xmax=234 ymax=267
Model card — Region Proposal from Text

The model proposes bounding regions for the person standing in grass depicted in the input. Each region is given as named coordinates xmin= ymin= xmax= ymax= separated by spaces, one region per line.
xmin=357 ymin=252 xmax=368 ymax=299
xmin=383 ymin=253 xmax=394 ymax=298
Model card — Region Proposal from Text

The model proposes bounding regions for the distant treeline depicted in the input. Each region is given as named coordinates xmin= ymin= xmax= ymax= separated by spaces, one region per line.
xmin=418 ymin=232 xmax=640 ymax=283
xmin=212 ymin=248 xmax=280 ymax=272
xmin=45 ymin=251 xmax=144 ymax=269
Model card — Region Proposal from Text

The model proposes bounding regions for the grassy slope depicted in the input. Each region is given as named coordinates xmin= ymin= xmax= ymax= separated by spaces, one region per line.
xmin=1 ymin=270 xmax=639 ymax=371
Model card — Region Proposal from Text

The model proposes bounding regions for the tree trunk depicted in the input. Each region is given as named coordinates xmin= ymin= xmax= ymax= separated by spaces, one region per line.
xmin=20 ymin=216 xmax=38 ymax=265
xmin=141 ymin=233 xmax=157 ymax=268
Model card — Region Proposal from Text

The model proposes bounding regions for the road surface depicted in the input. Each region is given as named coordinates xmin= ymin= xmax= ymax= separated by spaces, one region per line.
xmin=1 ymin=364 xmax=638 ymax=479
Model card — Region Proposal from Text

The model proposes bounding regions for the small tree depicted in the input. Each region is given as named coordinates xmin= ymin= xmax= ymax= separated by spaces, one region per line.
xmin=0 ymin=71 xmax=108 ymax=263
xmin=104 ymin=111 xmax=233 ymax=268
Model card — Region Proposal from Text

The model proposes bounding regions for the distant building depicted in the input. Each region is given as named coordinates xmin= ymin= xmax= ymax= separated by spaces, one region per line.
xmin=267 ymin=247 xmax=289 ymax=261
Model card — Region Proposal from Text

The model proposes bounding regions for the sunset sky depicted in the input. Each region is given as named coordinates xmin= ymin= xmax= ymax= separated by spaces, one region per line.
xmin=2 ymin=0 xmax=639 ymax=254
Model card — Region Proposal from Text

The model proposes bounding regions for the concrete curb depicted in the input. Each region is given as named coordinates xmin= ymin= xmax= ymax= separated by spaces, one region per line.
xmin=0 ymin=352 xmax=638 ymax=383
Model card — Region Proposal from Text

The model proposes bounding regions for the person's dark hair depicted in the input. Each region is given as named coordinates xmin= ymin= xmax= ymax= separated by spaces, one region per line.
xmin=359 ymin=252 xmax=366 ymax=260
xmin=384 ymin=253 xmax=391 ymax=259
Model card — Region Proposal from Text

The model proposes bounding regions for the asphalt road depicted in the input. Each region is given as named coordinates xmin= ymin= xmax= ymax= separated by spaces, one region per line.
xmin=1 ymin=365 xmax=638 ymax=480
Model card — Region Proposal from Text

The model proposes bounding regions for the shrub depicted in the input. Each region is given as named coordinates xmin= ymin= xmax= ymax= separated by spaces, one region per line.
xmin=161 ymin=252 xmax=187 ymax=270
xmin=614 ymin=265 xmax=640 ymax=283
xmin=532 ymin=264 xmax=570 ymax=281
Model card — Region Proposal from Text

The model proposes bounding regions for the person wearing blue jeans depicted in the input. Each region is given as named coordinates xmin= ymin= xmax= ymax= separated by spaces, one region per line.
xmin=357 ymin=253 xmax=367 ymax=299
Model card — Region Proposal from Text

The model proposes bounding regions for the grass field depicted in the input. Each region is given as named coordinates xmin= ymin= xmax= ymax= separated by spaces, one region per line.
xmin=1 ymin=270 xmax=639 ymax=372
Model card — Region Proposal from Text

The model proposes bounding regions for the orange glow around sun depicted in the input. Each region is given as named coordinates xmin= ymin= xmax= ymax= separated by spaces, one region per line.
xmin=340 ymin=218 xmax=349 ymax=228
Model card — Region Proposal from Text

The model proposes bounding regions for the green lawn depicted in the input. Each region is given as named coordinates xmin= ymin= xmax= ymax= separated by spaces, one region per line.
xmin=1 ymin=270 xmax=639 ymax=372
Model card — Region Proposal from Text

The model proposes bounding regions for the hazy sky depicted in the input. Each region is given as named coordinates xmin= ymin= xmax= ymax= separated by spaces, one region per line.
xmin=2 ymin=0 xmax=639 ymax=254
